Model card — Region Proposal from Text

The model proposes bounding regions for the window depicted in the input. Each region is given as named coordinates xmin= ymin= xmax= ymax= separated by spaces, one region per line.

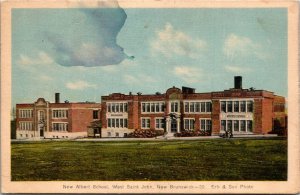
xmin=227 ymin=101 xmax=233 ymax=112
xmin=184 ymin=102 xmax=189 ymax=112
xmin=190 ymin=102 xmax=195 ymax=112
xmin=107 ymin=118 xmax=128 ymax=128
xmin=184 ymin=119 xmax=194 ymax=130
xmin=247 ymin=101 xmax=253 ymax=112
xmin=233 ymin=120 xmax=239 ymax=131
xmin=171 ymin=102 xmax=179 ymax=113
xmin=227 ymin=120 xmax=232 ymax=131
xmin=195 ymin=102 xmax=200 ymax=112
xmin=108 ymin=119 xmax=112 ymax=128
xmin=120 ymin=103 xmax=123 ymax=112
xmin=221 ymin=101 xmax=226 ymax=112
xmin=116 ymin=132 xmax=119 ymax=137
xmin=19 ymin=109 xmax=33 ymax=118
xmin=247 ymin=120 xmax=253 ymax=132
xmin=200 ymin=119 xmax=211 ymax=131
xmin=234 ymin=101 xmax=239 ymax=112
xmin=93 ymin=110 xmax=99 ymax=119
xmin=107 ymin=103 xmax=128 ymax=113
xmin=240 ymin=101 xmax=246 ymax=112
xmin=124 ymin=119 xmax=128 ymax=128
xmin=155 ymin=118 xmax=165 ymax=129
xmin=221 ymin=120 xmax=226 ymax=131
xmin=107 ymin=103 xmax=111 ymax=112
xmin=52 ymin=123 xmax=68 ymax=131
xmin=206 ymin=120 xmax=212 ymax=131
xmin=108 ymin=132 xmax=111 ymax=137
xmin=200 ymin=102 xmax=205 ymax=112
xmin=52 ymin=109 xmax=68 ymax=118
xmin=240 ymin=120 xmax=246 ymax=131
xmin=206 ymin=102 xmax=212 ymax=112
xmin=19 ymin=122 xmax=33 ymax=130
xmin=141 ymin=118 xmax=150 ymax=129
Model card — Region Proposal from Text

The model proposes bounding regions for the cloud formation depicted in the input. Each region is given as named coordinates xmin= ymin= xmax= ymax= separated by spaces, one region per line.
xmin=151 ymin=23 xmax=207 ymax=59
xmin=17 ymin=52 xmax=53 ymax=66
xmin=66 ymin=80 xmax=96 ymax=90
xmin=224 ymin=65 xmax=252 ymax=73
xmin=46 ymin=1 xmax=130 ymax=67
xmin=173 ymin=66 xmax=203 ymax=83
xmin=223 ymin=33 xmax=267 ymax=60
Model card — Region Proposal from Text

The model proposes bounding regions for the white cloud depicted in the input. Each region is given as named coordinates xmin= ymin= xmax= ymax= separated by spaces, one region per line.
xmin=124 ymin=74 xmax=156 ymax=85
xmin=65 ymin=80 xmax=96 ymax=90
xmin=39 ymin=75 xmax=53 ymax=81
xmin=151 ymin=23 xmax=207 ymax=59
xmin=224 ymin=65 xmax=252 ymax=73
xmin=173 ymin=66 xmax=203 ymax=83
xmin=17 ymin=51 xmax=53 ymax=66
xmin=223 ymin=34 xmax=267 ymax=60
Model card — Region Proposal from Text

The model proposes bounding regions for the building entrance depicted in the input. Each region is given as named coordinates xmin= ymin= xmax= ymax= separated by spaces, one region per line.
xmin=171 ymin=119 xmax=177 ymax=133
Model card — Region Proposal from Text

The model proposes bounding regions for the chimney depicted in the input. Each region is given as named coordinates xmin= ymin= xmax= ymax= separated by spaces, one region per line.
xmin=234 ymin=76 xmax=242 ymax=89
xmin=55 ymin=93 xmax=60 ymax=103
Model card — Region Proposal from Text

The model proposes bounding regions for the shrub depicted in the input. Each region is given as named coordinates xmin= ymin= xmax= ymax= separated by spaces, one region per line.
xmin=126 ymin=129 xmax=158 ymax=138
xmin=174 ymin=130 xmax=211 ymax=137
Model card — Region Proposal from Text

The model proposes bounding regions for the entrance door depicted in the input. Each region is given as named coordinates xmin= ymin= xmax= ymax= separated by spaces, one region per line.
xmin=171 ymin=119 xmax=177 ymax=133
xmin=40 ymin=126 xmax=44 ymax=137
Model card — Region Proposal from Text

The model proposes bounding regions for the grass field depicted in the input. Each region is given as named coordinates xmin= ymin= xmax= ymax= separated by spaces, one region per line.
xmin=11 ymin=138 xmax=287 ymax=181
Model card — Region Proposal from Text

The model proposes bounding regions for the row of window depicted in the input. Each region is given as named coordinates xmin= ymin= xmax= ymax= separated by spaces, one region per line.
xmin=221 ymin=120 xmax=253 ymax=132
xmin=52 ymin=110 xmax=68 ymax=118
xmin=141 ymin=102 xmax=165 ymax=113
xmin=52 ymin=123 xmax=68 ymax=131
xmin=107 ymin=132 xmax=128 ymax=137
xmin=221 ymin=100 xmax=253 ymax=113
xmin=107 ymin=118 xmax=128 ymax=128
xmin=183 ymin=119 xmax=212 ymax=131
xmin=107 ymin=103 xmax=128 ymax=113
xmin=184 ymin=102 xmax=212 ymax=113
xmin=19 ymin=122 xmax=33 ymax=130
xmin=19 ymin=109 xmax=33 ymax=118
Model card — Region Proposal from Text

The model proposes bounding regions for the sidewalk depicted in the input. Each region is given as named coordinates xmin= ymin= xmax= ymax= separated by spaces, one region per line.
xmin=11 ymin=134 xmax=282 ymax=142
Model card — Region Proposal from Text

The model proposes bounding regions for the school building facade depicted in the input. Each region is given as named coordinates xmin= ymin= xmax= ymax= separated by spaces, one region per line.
xmin=101 ymin=76 xmax=287 ymax=137
xmin=15 ymin=93 xmax=101 ymax=139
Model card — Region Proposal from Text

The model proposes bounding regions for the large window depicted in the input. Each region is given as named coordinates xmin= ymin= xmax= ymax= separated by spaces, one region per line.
xmin=19 ymin=122 xmax=33 ymax=130
xmin=234 ymin=101 xmax=239 ymax=112
xmin=221 ymin=120 xmax=226 ymax=131
xmin=247 ymin=101 xmax=253 ymax=112
xmin=184 ymin=119 xmax=194 ymax=130
xmin=142 ymin=102 xmax=165 ymax=113
xmin=221 ymin=101 xmax=226 ymax=112
xmin=52 ymin=109 xmax=68 ymax=118
xmin=141 ymin=118 xmax=150 ymax=129
xmin=19 ymin=109 xmax=33 ymax=118
xmin=93 ymin=110 xmax=99 ymax=119
xmin=184 ymin=101 xmax=211 ymax=113
xmin=227 ymin=101 xmax=233 ymax=112
xmin=107 ymin=103 xmax=128 ymax=113
xmin=247 ymin=120 xmax=253 ymax=132
xmin=170 ymin=102 xmax=179 ymax=113
xmin=52 ymin=123 xmax=68 ymax=131
xmin=200 ymin=119 xmax=211 ymax=131
xmin=233 ymin=120 xmax=239 ymax=132
xmin=155 ymin=118 xmax=165 ymax=129
xmin=240 ymin=101 xmax=246 ymax=112
xmin=220 ymin=100 xmax=253 ymax=113
xmin=221 ymin=120 xmax=252 ymax=132
xmin=107 ymin=118 xmax=128 ymax=128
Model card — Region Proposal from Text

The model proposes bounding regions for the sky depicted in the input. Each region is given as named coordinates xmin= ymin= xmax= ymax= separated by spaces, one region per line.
xmin=12 ymin=4 xmax=287 ymax=106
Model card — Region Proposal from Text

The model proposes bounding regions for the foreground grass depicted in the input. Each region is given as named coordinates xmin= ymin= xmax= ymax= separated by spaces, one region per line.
xmin=11 ymin=139 xmax=287 ymax=181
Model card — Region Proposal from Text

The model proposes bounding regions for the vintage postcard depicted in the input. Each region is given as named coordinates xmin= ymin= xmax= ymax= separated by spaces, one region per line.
xmin=1 ymin=0 xmax=299 ymax=194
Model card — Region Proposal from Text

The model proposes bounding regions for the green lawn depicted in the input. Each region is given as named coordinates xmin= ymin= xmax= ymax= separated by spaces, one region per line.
xmin=11 ymin=138 xmax=287 ymax=181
